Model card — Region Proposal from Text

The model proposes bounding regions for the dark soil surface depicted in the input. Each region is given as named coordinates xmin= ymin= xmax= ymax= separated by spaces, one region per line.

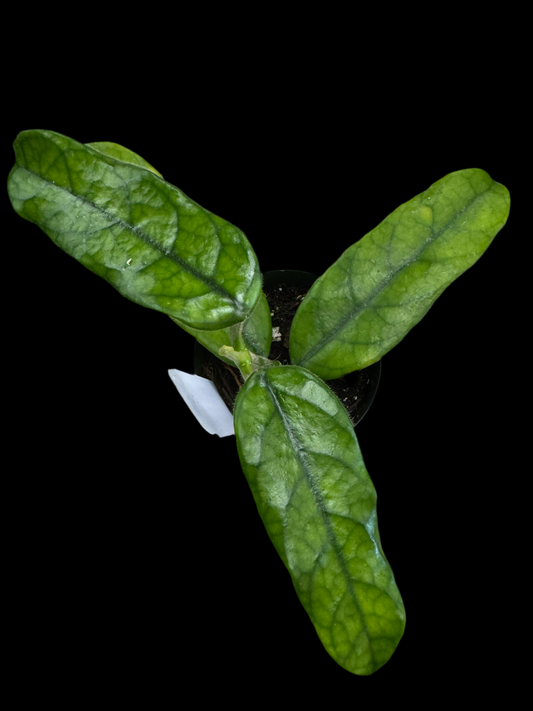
xmin=195 ymin=281 xmax=380 ymax=426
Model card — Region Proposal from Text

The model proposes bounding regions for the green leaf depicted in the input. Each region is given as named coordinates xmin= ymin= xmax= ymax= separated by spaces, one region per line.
xmin=170 ymin=290 xmax=272 ymax=364
xmin=289 ymin=169 xmax=510 ymax=379
xmin=86 ymin=141 xmax=163 ymax=177
xmin=8 ymin=129 xmax=261 ymax=330
xmin=234 ymin=365 xmax=405 ymax=675
xmin=238 ymin=289 xmax=272 ymax=358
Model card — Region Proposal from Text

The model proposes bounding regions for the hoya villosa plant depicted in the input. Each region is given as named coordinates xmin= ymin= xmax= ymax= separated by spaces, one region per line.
xmin=8 ymin=130 xmax=510 ymax=675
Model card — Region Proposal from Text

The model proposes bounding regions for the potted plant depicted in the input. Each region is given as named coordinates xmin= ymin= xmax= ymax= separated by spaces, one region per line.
xmin=8 ymin=129 xmax=510 ymax=675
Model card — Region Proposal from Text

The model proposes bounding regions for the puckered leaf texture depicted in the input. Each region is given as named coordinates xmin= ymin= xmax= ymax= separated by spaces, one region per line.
xmin=8 ymin=130 xmax=261 ymax=330
xmin=290 ymin=168 xmax=510 ymax=378
xmin=234 ymin=365 xmax=405 ymax=675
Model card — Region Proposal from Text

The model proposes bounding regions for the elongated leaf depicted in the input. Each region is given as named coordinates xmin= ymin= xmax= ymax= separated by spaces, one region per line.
xmin=290 ymin=169 xmax=510 ymax=379
xmin=8 ymin=129 xmax=261 ymax=330
xmin=170 ymin=290 xmax=272 ymax=364
xmin=234 ymin=365 xmax=405 ymax=675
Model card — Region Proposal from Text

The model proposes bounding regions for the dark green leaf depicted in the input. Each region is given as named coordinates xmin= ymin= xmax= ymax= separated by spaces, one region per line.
xmin=234 ymin=365 xmax=405 ymax=675
xmin=8 ymin=130 xmax=261 ymax=330
xmin=289 ymin=169 xmax=510 ymax=379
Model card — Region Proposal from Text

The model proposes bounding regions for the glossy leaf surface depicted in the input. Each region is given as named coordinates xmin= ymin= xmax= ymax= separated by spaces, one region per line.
xmin=234 ymin=365 xmax=405 ymax=675
xmin=171 ymin=290 xmax=272 ymax=364
xmin=8 ymin=130 xmax=261 ymax=330
xmin=290 ymin=169 xmax=510 ymax=379
xmin=86 ymin=137 xmax=269 ymax=361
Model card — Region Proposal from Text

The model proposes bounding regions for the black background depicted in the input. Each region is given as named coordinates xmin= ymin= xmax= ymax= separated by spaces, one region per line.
xmin=4 ymin=59 xmax=524 ymax=702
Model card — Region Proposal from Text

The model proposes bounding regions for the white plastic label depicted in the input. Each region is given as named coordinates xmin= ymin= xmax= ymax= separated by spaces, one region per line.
xmin=168 ymin=369 xmax=235 ymax=437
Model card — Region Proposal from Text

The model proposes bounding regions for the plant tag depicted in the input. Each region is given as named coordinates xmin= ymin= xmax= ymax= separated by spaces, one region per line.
xmin=168 ymin=369 xmax=235 ymax=437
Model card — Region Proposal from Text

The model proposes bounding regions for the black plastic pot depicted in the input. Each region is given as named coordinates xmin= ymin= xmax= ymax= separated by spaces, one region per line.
xmin=194 ymin=269 xmax=381 ymax=428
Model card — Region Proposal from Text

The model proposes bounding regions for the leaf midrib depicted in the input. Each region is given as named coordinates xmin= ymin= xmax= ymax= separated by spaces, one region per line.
xmin=16 ymin=162 xmax=240 ymax=305
xmin=263 ymin=371 xmax=376 ymax=668
xmin=298 ymin=183 xmax=492 ymax=367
